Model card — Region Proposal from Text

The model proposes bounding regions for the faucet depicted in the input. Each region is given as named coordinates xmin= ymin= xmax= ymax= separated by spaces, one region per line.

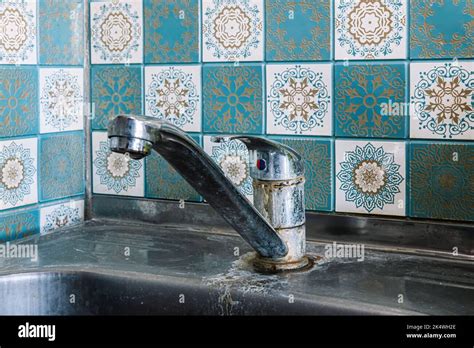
xmin=108 ymin=114 xmax=309 ymax=272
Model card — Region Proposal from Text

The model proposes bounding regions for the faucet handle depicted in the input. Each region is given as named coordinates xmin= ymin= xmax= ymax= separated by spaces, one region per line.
xmin=211 ymin=135 xmax=304 ymax=181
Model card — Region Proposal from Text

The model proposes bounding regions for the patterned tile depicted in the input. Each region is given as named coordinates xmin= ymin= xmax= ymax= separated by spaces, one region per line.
xmin=91 ymin=65 xmax=142 ymax=130
xmin=266 ymin=0 xmax=331 ymax=61
xmin=90 ymin=0 xmax=143 ymax=64
xmin=410 ymin=61 xmax=473 ymax=140
xmin=144 ymin=65 xmax=201 ymax=132
xmin=335 ymin=140 xmax=406 ymax=216
xmin=39 ymin=0 xmax=84 ymax=65
xmin=92 ymin=131 xmax=144 ymax=197
xmin=0 ymin=0 xmax=37 ymax=64
xmin=272 ymin=137 xmax=333 ymax=211
xmin=144 ymin=0 xmax=199 ymax=63
xmin=410 ymin=0 xmax=474 ymax=59
xmin=39 ymin=133 xmax=84 ymax=201
xmin=334 ymin=0 xmax=407 ymax=60
xmin=0 ymin=137 xmax=38 ymax=210
xmin=335 ymin=62 xmax=407 ymax=138
xmin=0 ymin=208 xmax=39 ymax=242
xmin=39 ymin=68 xmax=84 ymax=134
xmin=202 ymin=64 xmax=263 ymax=134
xmin=0 ymin=67 xmax=38 ymax=137
xmin=202 ymin=0 xmax=264 ymax=62
xmin=146 ymin=134 xmax=201 ymax=202
xmin=409 ymin=142 xmax=473 ymax=222
xmin=266 ymin=63 xmax=332 ymax=136
xmin=203 ymin=136 xmax=253 ymax=200
xmin=40 ymin=199 xmax=84 ymax=234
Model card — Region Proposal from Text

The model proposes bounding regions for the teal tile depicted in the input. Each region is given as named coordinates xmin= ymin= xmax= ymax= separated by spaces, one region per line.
xmin=91 ymin=66 xmax=142 ymax=130
xmin=144 ymin=0 xmax=199 ymax=63
xmin=39 ymin=0 xmax=84 ymax=65
xmin=409 ymin=142 xmax=473 ymax=221
xmin=335 ymin=62 xmax=408 ymax=139
xmin=410 ymin=0 xmax=474 ymax=59
xmin=203 ymin=64 xmax=263 ymax=134
xmin=0 ymin=208 xmax=39 ymax=242
xmin=266 ymin=0 xmax=331 ymax=61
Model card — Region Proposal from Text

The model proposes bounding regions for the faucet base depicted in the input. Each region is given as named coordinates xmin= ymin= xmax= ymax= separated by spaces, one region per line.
xmin=252 ymin=255 xmax=311 ymax=273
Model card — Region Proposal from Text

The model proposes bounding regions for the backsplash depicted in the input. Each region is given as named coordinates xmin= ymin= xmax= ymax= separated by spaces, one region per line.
xmin=0 ymin=0 xmax=86 ymax=241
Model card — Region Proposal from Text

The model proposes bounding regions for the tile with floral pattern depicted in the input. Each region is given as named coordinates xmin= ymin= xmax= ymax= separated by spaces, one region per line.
xmin=40 ymin=199 xmax=84 ymax=234
xmin=0 ymin=208 xmax=39 ymax=242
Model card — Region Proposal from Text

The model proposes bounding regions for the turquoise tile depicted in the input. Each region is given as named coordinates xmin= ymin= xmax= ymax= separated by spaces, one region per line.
xmin=39 ymin=132 xmax=85 ymax=201
xmin=144 ymin=0 xmax=199 ymax=63
xmin=335 ymin=62 xmax=407 ymax=139
xmin=202 ymin=64 xmax=263 ymax=134
xmin=411 ymin=0 xmax=474 ymax=59
xmin=409 ymin=142 xmax=473 ymax=221
xmin=266 ymin=0 xmax=331 ymax=61
xmin=0 ymin=208 xmax=39 ymax=242
xmin=0 ymin=67 xmax=38 ymax=137
xmin=39 ymin=0 xmax=84 ymax=65
xmin=271 ymin=136 xmax=333 ymax=211
xmin=91 ymin=66 xmax=142 ymax=130
xmin=145 ymin=134 xmax=201 ymax=202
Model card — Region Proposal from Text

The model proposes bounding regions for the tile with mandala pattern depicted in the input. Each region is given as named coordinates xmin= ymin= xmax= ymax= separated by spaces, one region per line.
xmin=335 ymin=62 xmax=407 ymax=138
xmin=202 ymin=0 xmax=264 ymax=62
xmin=40 ymin=133 xmax=84 ymax=202
xmin=92 ymin=131 xmax=144 ymax=197
xmin=334 ymin=0 xmax=407 ymax=60
xmin=90 ymin=0 xmax=143 ymax=64
xmin=265 ymin=0 xmax=331 ymax=61
xmin=40 ymin=199 xmax=84 ymax=234
xmin=0 ymin=208 xmax=39 ymax=242
xmin=91 ymin=65 xmax=142 ymax=130
xmin=0 ymin=67 xmax=38 ymax=137
xmin=145 ymin=65 xmax=201 ymax=132
xmin=266 ymin=63 xmax=332 ymax=136
xmin=39 ymin=68 xmax=84 ymax=134
xmin=409 ymin=142 xmax=473 ymax=222
xmin=335 ymin=140 xmax=406 ymax=216
xmin=146 ymin=134 xmax=201 ymax=202
xmin=272 ymin=137 xmax=333 ymax=211
xmin=410 ymin=61 xmax=473 ymax=140
xmin=144 ymin=0 xmax=199 ymax=63
xmin=39 ymin=0 xmax=84 ymax=65
xmin=410 ymin=0 xmax=473 ymax=59
xmin=203 ymin=64 xmax=263 ymax=134
xmin=203 ymin=136 xmax=253 ymax=201
xmin=0 ymin=138 xmax=37 ymax=211
xmin=0 ymin=0 xmax=37 ymax=64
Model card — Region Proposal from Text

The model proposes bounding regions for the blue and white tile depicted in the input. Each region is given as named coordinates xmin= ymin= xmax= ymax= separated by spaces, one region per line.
xmin=410 ymin=61 xmax=474 ymax=140
xmin=39 ymin=68 xmax=84 ymax=134
xmin=334 ymin=0 xmax=407 ymax=60
xmin=0 ymin=208 xmax=39 ymax=241
xmin=92 ymin=131 xmax=144 ymax=197
xmin=40 ymin=199 xmax=84 ymax=234
xmin=203 ymin=136 xmax=253 ymax=201
xmin=0 ymin=137 xmax=38 ymax=210
xmin=145 ymin=65 xmax=201 ymax=132
xmin=266 ymin=63 xmax=332 ymax=136
xmin=0 ymin=0 xmax=37 ymax=64
xmin=202 ymin=0 xmax=264 ymax=62
xmin=90 ymin=0 xmax=143 ymax=64
xmin=335 ymin=140 xmax=406 ymax=216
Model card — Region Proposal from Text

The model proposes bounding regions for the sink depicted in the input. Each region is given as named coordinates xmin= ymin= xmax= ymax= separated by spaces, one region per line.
xmin=0 ymin=219 xmax=473 ymax=315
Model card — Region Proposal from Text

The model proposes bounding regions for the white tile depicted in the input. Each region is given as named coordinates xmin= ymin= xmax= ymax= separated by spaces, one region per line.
xmin=39 ymin=68 xmax=84 ymax=134
xmin=266 ymin=63 xmax=332 ymax=136
xmin=335 ymin=139 xmax=406 ymax=216
xmin=92 ymin=131 xmax=144 ymax=197
xmin=0 ymin=137 xmax=38 ymax=210
xmin=40 ymin=199 xmax=84 ymax=234
xmin=90 ymin=0 xmax=143 ymax=64
xmin=202 ymin=0 xmax=264 ymax=62
xmin=145 ymin=65 xmax=201 ymax=132
xmin=410 ymin=61 xmax=474 ymax=140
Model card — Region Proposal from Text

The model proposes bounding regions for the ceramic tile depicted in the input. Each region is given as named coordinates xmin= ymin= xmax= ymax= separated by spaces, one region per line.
xmin=0 ymin=208 xmax=39 ymax=242
xmin=40 ymin=199 xmax=84 ymax=234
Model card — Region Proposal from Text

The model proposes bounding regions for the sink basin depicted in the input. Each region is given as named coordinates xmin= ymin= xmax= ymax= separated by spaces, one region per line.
xmin=0 ymin=220 xmax=473 ymax=315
